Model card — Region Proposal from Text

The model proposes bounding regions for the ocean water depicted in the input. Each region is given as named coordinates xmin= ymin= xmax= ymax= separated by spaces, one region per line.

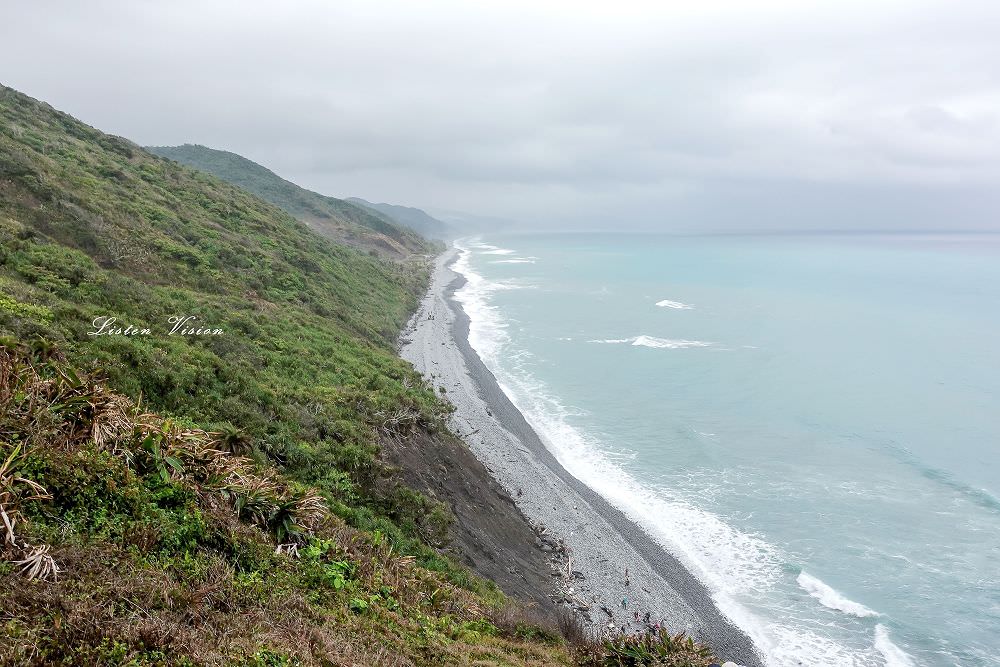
xmin=452 ymin=233 xmax=1000 ymax=667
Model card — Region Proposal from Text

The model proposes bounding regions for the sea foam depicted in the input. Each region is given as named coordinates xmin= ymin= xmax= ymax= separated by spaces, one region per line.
xmin=588 ymin=335 xmax=712 ymax=349
xmin=874 ymin=625 xmax=916 ymax=667
xmin=797 ymin=572 xmax=880 ymax=618
xmin=451 ymin=238 xmax=899 ymax=667
xmin=655 ymin=299 xmax=693 ymax=309
xmin=453 ymin=241 xmax=517 ymax=364
xmin=632 ymin=335 xmax=711 ymax=349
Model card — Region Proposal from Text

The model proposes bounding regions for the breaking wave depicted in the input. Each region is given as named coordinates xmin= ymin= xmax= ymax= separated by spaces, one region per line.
xmin=797 ymin=572 xmax=880 ymax=618
xmin=449 ymin=238 xmax=923 ymax=667
xmin=874 ymin=625 xmax=916 ymax=667
xmin=656 ymin=299 xmax=693 ymax=309
xmin=589 ymin=335 xmax=712 ymax=349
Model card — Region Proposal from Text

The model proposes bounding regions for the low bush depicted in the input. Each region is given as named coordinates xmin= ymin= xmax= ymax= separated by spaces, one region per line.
xmin=0 ymin=342 xmax=568 ymax=665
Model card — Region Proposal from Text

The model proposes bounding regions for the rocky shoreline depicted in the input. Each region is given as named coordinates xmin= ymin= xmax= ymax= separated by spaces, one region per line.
xmin=399 ymin=248 xmax=764 ymax=666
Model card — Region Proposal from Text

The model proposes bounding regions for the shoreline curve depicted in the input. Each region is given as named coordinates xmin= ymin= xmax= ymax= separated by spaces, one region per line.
xmin=401 ymin=247 xmax=764 ymax=666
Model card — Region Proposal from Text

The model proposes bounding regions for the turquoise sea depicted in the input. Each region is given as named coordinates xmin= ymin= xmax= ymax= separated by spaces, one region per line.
xmin=453 ymin=233 xmax=1000 ymax=667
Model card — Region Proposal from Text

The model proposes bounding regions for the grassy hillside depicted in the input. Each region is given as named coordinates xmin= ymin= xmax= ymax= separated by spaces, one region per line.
xmin=146 ymin=144 xmax=436 ymax=260
xmin=0 ymin=83 xmax=526 ymax=664
xmin=0 ymin=85 xmax=716 ymax=666
xmin=347 ymin=198 xmax=451 ymax=241
xmin=0 ymin=82 xmax=458 ymax=566
xmin=0 ymin=342 xmax=582 ymax=666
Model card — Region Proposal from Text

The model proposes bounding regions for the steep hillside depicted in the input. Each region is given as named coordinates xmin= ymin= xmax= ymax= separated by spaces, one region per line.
xmin=146 ymin=144 xmax=436 ymax=259
xmin=0 ymin=83 xmax=445 ymax=550
xmin=0 ymin=84 xmax=562 ymax=665
xmin=0 ymin=342 xmax=578 ymax=666
xmin=0 ymin=85 xmax=719 ymax=667
xmin=348 ymin=197 xmax=451 ymax=240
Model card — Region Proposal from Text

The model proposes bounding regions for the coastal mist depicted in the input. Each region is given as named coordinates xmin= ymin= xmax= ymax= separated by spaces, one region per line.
xmin=453 ymin=233 xmax=1000 ymax=667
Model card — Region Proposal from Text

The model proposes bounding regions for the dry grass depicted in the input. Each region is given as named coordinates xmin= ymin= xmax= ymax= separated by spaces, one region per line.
xmin=0 ymin=342 xmax=575 ymax=666
xmin=0 ymin=533 xmax=570 ymax=666
xmin=570 ymin=628 xmax=716 ymax=667
xmin=554 ymin=608 xmax=592 ymax=649
xmin=0 ymin=342 xmax=708 ymax=666
xmin=0 ymin=343 xmax=329 ymax=579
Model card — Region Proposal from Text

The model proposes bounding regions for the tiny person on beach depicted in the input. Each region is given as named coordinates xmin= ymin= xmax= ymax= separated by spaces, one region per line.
xmin=621 ymin=597 xmax=627 ymax=610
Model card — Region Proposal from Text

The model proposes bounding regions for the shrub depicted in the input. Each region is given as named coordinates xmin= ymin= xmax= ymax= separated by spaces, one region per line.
xmin=575 ymin=628 xmax=716 ymax=667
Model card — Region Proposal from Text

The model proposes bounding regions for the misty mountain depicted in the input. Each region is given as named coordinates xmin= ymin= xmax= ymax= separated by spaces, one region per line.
xmin=146 ymin=144 xmax=436 ymax=259
xmin=347 ymin=198 xmax=451 ymax=240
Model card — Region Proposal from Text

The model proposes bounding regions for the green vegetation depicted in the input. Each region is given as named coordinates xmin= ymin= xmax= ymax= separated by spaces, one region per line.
xmin=581 ymin=631 xmax=716 ymax=667
xmin=0 ymin=83 xmax=539 ymax=664
xmin=0 ymin=84 xmax=716 ymax=666
xmin=146 ymin=144 xmax=439 ymax=259
xmin=347 ymin=197 xmax=451 ymax=241
xmin=0 ymin=83 xmax=460 ymax=577
xmin=0 ymin=343 xmax=569 ymax=665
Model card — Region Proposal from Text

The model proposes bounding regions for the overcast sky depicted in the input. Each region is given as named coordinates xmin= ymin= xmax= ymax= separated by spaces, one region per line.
xmin=3 ymin=0 xmax=999 ymax=231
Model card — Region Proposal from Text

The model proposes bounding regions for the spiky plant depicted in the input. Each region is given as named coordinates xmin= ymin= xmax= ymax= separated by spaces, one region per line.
xmin=291 ymin=489 xmax=327 ymax=532
xmin=0 ymin=342 xmax=331 ymax=579
xmin=216 ymin=423 xmax=252 ymax=455
xmin=0 ymin=444 xmax=50 ymax=549
xmin=588 ymin=628 xmax=715 ymax=667
xmin=12 ymin=543 xmax=60 ymax=581
xmin=226 ymin=475 xmax=281 ymax=527
xmin=27 ymin=337 xmax=59 ymax=362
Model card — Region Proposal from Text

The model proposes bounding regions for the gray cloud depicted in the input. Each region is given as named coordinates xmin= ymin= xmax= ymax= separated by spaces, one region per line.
xmin=3 ymin=0 xmax=999 ymax=231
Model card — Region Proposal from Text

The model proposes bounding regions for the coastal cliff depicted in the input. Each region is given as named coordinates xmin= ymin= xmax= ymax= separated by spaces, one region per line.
xmin=0 ymin=84 xmax=723 ymax=666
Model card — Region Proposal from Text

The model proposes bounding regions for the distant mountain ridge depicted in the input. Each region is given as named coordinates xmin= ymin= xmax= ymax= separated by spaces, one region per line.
xmin=347 ymin=197 xmax=451 ymax=240
xmin=146 ymin=144 xmax=437 ymax=259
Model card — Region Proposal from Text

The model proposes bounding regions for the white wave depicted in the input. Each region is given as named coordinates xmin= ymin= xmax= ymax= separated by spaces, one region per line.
xmin=656 ymin=299 xmax=693 ymax=309
xmin=488 ymin=373 xmax=887 ymax=667
xmin=492 ymin=258 xmax=535 ymax=264
xmin=633 ymin=335 xmax=711 ymax=349
xmin=767 ymin=626 xmax=876 ymax=667
xmin=451 ymin=238 xmax=880 ymax=667
xmin=453 ymin=241 xmax=514 ymax=365
xmin=874 ymin=625 xmax=916 ymax=667
xmin=588 ymin=336 xmax=711 ymax=349
xmin=481 ymin=248 xmax=516 ymax=255
xmin=497 ymin=377 xmax=782 ymax=599
xmin=797 ymin=572 xmax=880 ymax=618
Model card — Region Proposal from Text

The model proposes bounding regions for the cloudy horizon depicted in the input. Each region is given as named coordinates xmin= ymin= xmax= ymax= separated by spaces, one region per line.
xmin=3 ymin=0 xmax=999 ymax=232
